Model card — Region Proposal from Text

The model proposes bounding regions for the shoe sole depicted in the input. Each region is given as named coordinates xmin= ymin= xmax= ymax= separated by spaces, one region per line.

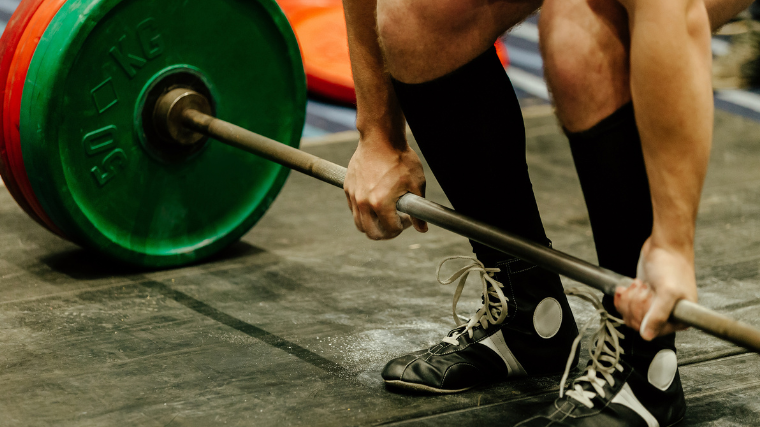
xmin=383 ymin=366 xmax=581 ymax=395
xmin=384 ymin=380 xmax=476 ymax=394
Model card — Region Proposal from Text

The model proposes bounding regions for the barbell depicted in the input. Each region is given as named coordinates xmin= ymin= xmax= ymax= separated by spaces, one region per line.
xmin=2 ymin=0 xmax=760 ymax=353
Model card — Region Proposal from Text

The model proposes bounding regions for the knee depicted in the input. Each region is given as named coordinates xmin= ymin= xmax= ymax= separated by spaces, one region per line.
xmin=540 ymin=0 xmax=630 ymax=93
xmin=376 ymin=0 xmax=534 ymax=81
xmin=376 ymin=0 xmax=482 ymax=60
xmin=375 ymin=0 xmax=408 ymax=58
xmin=539 ymin=0 xmax=632 ymax=130
xmin=540 ymin=32 xmax=601 ymax=103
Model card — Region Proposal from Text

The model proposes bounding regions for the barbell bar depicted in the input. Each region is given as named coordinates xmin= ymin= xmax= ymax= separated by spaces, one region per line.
xmin=155 ymin=88 xmax=760 ymax=353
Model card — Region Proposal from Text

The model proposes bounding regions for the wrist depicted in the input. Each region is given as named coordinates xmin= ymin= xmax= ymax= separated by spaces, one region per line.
xmin=357 ymin=120 xmax=408 ymax=151
xmin=649 ymin=208 xmax=698 ymax=255
xmin=355 ymin=81 xmax=408 ymax=150
xmin=645 ymin=231 xmax=695 ymax=261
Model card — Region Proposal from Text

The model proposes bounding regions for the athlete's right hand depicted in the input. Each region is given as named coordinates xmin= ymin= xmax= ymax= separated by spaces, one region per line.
xmin=344 ymin=132 xmax=428 ymax=240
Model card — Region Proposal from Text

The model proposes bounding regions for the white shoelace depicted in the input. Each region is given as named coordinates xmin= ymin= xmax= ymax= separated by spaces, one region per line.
xmin=558 ymin=287 xmax=626 ymax=409
xmin=436 ymin=256 xmax=510 ymax=346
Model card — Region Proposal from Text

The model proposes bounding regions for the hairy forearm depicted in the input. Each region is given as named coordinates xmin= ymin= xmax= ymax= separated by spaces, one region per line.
xmin=627 ymin=0 xmax=713 ymax=253
xmin=342 ymin=0 xmax=406 ymax=148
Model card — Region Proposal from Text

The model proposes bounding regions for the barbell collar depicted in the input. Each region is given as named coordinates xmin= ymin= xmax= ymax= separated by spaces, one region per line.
xmin=154 ymin=88 xmax=214 ymax=146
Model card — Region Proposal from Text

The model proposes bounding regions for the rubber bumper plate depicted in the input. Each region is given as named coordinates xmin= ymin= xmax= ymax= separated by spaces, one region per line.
xmin=18 ymin=0 xmax=307 ymax=267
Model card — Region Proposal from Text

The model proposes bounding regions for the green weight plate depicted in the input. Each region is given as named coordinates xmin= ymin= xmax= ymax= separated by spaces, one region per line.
xmin=21 ymin=0 xmax=306 ymax=267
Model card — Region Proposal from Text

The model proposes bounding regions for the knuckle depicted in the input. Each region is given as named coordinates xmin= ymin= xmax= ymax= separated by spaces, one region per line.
xmin=368 ymin=194 xmax=385 ymax=210
xmin=356 ymin=198 xmax=370 ymax=210
xmin=385 ymin=223 xmax=402 ymax=235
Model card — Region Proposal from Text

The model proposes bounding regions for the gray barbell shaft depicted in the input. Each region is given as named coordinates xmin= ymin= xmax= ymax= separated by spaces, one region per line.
xmin=182 ymin=108 xmax=760 ymax=353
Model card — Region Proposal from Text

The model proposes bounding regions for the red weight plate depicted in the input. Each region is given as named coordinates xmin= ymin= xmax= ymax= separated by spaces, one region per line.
xmin=0 ymin=0 xmax=48 ymax=228
xmin=496 ymin=39 xmax=510 ymax=69
xmin=290 ymin=5 xmax=356 ymax=104
xmin=5 ymin=0 xmax=68 ymax=238
xmin=277 ymin=0 xmax=340 ymax=21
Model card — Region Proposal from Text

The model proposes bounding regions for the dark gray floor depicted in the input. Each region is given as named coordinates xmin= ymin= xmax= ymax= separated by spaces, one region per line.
xmin=2 ymin=108 xmax=760 ymax=426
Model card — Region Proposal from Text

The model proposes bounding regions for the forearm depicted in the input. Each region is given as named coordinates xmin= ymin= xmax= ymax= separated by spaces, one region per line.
xmin=705 ymin=0 xmax=754 ymax=31
xmin=627 ymin=0 xmax=713 ymax=254
xmin=342 ymin=0 xmax=406 ymax=148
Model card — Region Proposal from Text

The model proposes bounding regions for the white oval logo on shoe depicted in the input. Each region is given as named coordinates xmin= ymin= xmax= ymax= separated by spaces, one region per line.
xmin=533 ymin=297 xmax=562 ymax=339
xmin=648 ymin=349 xmax=678 ymax=391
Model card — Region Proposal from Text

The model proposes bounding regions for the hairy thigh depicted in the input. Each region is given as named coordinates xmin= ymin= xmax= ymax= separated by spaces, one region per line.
xmin=377 ymin=0 xmax=542 ymax=82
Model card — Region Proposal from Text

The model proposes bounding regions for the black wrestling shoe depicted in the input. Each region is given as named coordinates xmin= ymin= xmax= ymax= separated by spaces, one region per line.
xmin=515 ymin=288 xmax=685 ymax=427
xmin=382 ymin=256 xmax=580 ymax=393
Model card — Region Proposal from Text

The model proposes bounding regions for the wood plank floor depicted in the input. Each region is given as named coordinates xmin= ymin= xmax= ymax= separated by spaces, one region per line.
xmin=1 ymin=109 xmax=759 ymax=426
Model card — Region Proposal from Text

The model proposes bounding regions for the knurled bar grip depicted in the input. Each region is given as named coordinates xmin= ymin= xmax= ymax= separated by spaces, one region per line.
xmin=183 ymin=108 xmax=760 ymax=353
xmin=184 ymin=110 xmax=347 ymax=188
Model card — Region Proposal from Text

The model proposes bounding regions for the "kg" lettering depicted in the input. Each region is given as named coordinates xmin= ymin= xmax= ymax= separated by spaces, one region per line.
xmin=108 ymin=18 xmax=165 ymax=79
xmin=109 ymin=35 xmax=147 ymax=78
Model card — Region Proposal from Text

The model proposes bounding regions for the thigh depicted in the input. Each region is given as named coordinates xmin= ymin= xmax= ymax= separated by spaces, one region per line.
xmin=539 ymin=0 xmax=632 ymax=131
xmin=377 ymin=0 xmax=542 ymax=82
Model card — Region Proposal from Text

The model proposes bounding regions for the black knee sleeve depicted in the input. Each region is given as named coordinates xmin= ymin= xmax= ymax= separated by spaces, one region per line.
xmin=391 ymin=47 xmax=548 ymax=265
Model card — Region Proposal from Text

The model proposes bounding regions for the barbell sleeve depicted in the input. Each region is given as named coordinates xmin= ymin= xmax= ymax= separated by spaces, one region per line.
xmin=179 ymin=104 xmax=760 ymax=353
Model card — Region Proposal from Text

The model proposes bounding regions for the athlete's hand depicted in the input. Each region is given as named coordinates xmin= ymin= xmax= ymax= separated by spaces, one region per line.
xmin=614 ymin=237 xmax=698 ymax=340
xmin=344 ymin=132 xmax=428 ymax=240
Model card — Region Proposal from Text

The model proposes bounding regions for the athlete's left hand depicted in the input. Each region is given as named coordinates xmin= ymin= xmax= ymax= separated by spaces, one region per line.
xmin=614 ymin=237 xmax=698 ymax=340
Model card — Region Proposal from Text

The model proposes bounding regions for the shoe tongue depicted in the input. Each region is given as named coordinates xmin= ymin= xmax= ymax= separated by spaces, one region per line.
xmin=449 ymin=324 xmax=467 ymax=336
xmin=483 ymin=292 xmax=501 ymax=306
xmin=583 ymin=332 xmax=627 ymax=380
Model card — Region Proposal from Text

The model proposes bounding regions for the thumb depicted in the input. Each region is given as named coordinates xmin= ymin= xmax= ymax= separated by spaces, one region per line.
xmin=402 ymin=185 xmax=427 ymax=233
xmin=640 ymin=294 xmax=677 ymax=341
xmin=411 ymin=217 xmax=428 ymax=233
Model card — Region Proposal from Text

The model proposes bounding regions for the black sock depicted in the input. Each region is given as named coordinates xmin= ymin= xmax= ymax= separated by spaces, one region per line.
xmin=391 ymin=47 xmax=549 ymax=265
xmin=567 ymin=103 xmax=651 ymax=280
xmin=567 ymin=102 xmax=675 ymax=360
